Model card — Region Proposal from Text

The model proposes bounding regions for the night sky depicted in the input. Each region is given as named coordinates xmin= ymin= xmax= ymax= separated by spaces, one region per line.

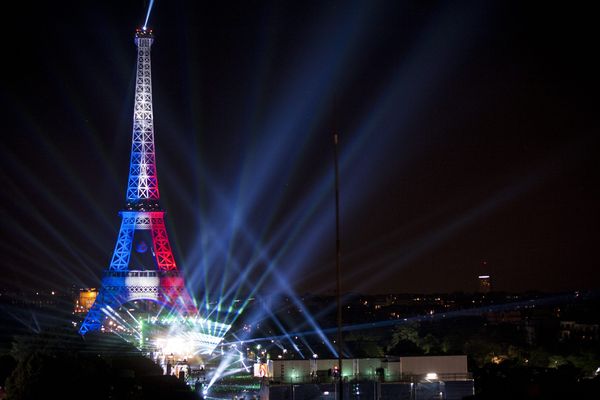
xmin=0 ymin=1 xmax=598 ymax=296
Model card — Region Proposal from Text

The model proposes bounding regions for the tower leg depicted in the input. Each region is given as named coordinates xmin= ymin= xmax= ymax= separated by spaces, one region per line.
xmin=79 ymin=287 xmax=124 ymax=335
xmin=150 ymin=213 xmax=176 ymax=271
xmin=160 ymin=273 xmax=198 ymax=314
xmin=109 ymin=215 xmax=135 ymax=270
xmin=150 ymin=213 xmax=197 ymax=314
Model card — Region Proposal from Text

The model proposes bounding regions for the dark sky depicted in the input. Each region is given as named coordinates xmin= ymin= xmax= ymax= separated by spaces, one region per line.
xmin=0 ymin=1 xmax=598 ymax=296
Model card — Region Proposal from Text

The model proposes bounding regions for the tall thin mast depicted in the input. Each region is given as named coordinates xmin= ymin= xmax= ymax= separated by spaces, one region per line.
xmin=334 ymin=132 xmax=343 ymax=400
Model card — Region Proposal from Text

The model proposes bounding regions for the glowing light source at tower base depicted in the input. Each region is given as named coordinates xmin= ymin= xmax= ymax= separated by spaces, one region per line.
xmin=154 ymin=332 xmax=222 ymax=357
xmin=142 ymin=317 xmax=231 ymax=356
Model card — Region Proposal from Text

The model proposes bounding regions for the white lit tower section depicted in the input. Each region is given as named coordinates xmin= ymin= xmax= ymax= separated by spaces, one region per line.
xmin=128 ymin=27 xmax=159 ymax=205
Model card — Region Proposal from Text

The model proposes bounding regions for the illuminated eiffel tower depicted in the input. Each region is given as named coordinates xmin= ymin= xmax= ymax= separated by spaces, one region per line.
xmin=79 ymin=28 xmax=197 ymax=335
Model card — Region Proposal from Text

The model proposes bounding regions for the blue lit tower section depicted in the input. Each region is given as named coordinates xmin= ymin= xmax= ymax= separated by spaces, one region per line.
xmin=79 ymin=28 xmax=198 ymax=335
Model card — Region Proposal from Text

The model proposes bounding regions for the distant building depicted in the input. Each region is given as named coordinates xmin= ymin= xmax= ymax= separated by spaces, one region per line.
xmin=560 ymin=321 xmax=599 ymax=342
xmin=269 ymin=355 xmax=471 ymax=383
xmin=478 ymin=275 xmax=492 ymax=293
xmin=75 ymin=288 xmax=98 ymax=313
xmin=266 ymin=356 xmax=474 ymax=400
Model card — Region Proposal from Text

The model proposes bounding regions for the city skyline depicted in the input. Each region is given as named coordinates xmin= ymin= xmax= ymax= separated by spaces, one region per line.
xmin=0 ymin=1 xmax=598 ymax=296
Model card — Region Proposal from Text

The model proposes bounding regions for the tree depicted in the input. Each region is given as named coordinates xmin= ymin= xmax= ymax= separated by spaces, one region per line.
xmin=0 ymin=354 xmax=16 ymax=386
xmin=344 ymin=332 xmax=384 ymax=358
xmin=526 ymin=346 xmax=550 ymax=368
xmin=566 ymin=351 xmax=600 ymax=376
xmin=387 ymin=322 xmax=421 ymax=355
xmin=420 ymin=334 xmax=441 ymax=355
xmin=440 ymin=332 xmax=464 ymax=354
xmin=4 ymin=344 xmax=112 ymax=400
xmin=349 ymin=339 xmax=384 ymax=358
xmin=463 ymin=335 xmax=502 ymax=368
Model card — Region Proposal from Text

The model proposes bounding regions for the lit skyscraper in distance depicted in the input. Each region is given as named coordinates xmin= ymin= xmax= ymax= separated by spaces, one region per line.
xmin=478 ymin=275 xmax=492 ymax=294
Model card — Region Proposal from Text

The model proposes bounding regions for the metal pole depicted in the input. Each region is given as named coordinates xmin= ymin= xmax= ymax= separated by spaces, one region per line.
xmin=334 ymin=132 xmax=343 ymax=400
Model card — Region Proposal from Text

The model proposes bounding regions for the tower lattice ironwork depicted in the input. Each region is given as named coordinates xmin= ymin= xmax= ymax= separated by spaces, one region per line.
xmin=80 ymin=28 xmax=197 ymax=335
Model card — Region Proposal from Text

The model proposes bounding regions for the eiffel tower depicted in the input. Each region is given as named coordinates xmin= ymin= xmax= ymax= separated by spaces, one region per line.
xmin=79 ymin=27 xmax=197 ymax=335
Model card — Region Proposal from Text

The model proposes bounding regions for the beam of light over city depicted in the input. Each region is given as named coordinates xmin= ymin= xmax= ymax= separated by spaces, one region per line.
xmin=143 ymin=0 xmax=155 ymax=30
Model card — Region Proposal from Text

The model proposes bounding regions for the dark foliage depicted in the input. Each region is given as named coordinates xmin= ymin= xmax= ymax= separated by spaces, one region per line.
xmin=2 ymin=328 xmax=199 ymax=400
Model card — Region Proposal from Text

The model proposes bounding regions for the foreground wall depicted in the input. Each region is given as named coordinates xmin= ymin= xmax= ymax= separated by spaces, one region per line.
xmin=271 ymin=355 xmax=470 ymax=383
